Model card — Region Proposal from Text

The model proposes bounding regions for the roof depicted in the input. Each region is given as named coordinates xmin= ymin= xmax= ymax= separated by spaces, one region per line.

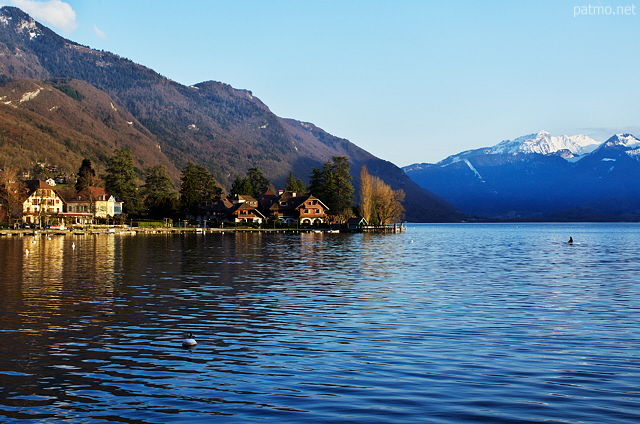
xmin=65 ymin=187 xmax=116 ymax=202
xmin=24 ymin=179 xmax=55 ymax=191
xmin=21 ymin=180 xmax=61 ymax=202
xmin=230 ymin=202 xmax=266 ymax=218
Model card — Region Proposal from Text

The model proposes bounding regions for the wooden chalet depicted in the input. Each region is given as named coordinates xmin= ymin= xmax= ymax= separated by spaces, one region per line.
xmin=259 ymin=190 xmax=329 ymax=225
xmin=197 ymin=190 xmax=329 ymax=226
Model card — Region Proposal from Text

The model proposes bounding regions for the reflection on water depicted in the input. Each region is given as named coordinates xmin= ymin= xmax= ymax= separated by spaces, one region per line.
xmin=1 ymin=225 xmax=640 ymax=423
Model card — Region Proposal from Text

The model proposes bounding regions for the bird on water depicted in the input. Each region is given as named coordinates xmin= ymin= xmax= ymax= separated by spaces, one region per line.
xmin=182 ymin=332 xmax=197 ymax=348
xmin=568 ymin=237 xmax=573 ymax=244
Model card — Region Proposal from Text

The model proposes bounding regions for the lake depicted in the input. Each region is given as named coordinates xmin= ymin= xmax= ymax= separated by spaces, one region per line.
xmin=1 ymin=223 xmax=639 ymax=423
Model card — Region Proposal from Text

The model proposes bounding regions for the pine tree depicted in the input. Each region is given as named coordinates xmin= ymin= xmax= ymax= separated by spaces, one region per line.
xmin=75 ymin=158 xmax=96 ymax=192
xmin=179 ymin=162 xmax=223 ymax=217
xmin=142 ymin=165 xmax=177 ymax=218
xmin=247 ymin=167 xmax=270 ymax=198
xmin=285 ymin=171 xmax=306 ymax=193
xmin=104 ymin=148 xmax=142 ymax=216
xmin=309 ymin=156 xmax=354 ymax=222
xmin=230 ymin=176 xmax=253 ymax=196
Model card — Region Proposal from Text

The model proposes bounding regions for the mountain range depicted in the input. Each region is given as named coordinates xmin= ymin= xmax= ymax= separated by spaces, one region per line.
xmin=404 ymin=131 xmax=640 ymax=221
xmin=0 ymin=6 xmax=461 ymax=222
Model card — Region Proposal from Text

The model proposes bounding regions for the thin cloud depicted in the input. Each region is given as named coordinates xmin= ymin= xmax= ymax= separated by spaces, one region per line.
xmin=93 ymin=24 xmax=106 ymax=40
xmin=8 ymin=0 xmax=77 ymax=33
xmin=577 ymin=126 xmax=640 ymax=141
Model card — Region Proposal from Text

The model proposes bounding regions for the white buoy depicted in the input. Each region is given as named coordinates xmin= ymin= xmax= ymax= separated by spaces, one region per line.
xmin=182 ymin=332 xmax=197 ymax=348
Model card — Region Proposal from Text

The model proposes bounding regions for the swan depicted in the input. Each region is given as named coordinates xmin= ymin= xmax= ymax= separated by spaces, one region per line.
xmin=182 ymin=332 xmax=197 ymax=348
xmin=71 ymin=242 xmax=76 ymax=249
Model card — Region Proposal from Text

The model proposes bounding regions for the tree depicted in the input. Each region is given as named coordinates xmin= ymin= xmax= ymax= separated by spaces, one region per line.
xmin=309 ymin=156 xmax=354 ymax=221
xmin=358 ymin=165 xmax=405 ymax=225
xmin=75 ymin=158 xmax=96 ymax=192
xmin=0 ymin=168 xmax=26 ymax=226
xmin=285 ymin=171 xmax=306 ymax=193
xmin=179 ymin=162 xmax=223 ymax=217
xmin=141 ymin=165 xmax=177 ymax=218
xmin=359 ymin=165 xmax=374 ymax=223
xmin=247 ymin=167 xmax=270 ymax=198
xmin=104 ymin=148 xmax=142 ymax=216
xmin=229 ymin=175 xmax=253 ymax=197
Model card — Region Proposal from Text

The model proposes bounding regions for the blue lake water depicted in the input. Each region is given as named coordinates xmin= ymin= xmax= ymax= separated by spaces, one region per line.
xmin=0 ymin=223 xmax=639 ymax=423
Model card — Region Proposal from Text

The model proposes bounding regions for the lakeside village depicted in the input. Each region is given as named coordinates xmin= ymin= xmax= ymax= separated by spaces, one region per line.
xmin=0 ymin=152 xmax=406 ymax=236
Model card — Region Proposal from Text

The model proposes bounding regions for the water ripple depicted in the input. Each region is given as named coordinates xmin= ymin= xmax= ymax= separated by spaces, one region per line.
xmin=1 ymin=224 xmax=640 ymax=423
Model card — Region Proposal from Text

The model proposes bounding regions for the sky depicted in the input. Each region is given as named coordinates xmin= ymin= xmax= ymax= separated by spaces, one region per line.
xmin=2 ymin=0 xmax=640 ymax=166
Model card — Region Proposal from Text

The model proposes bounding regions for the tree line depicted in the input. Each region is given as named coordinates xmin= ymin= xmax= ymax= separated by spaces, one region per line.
xmin=2 ymin=149 xmax=405 ymax=225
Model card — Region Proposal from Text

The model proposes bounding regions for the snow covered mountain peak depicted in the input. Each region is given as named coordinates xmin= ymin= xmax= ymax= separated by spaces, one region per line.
xmin=491 ymin=131 xmax=599 ymax=156
xmin=437 ymin=131 xmax=601 ymax=166
xmin=604 ymin=133 xmax=640 ymax=148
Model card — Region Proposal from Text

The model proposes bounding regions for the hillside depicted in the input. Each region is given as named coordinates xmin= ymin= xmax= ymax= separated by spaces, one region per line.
xmin=0 ymin=6 xmax=461 ymax=222
xmin=0 ymin=78 xmax=178 ymax=179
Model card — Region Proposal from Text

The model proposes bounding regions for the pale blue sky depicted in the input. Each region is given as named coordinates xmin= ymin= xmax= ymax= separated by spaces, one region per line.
xmin=4 ymin=0 xmax=640 ymax=165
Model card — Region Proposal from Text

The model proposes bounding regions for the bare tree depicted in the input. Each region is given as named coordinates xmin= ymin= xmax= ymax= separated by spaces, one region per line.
xmin=0 ymin=168 xmax=27 ymax=226
xmin=358 ymin=165 xmax=405 ymax=225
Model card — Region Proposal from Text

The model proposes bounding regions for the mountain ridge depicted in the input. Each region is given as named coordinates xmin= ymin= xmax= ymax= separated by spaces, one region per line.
xmin=0 ymin=6 xmax=462 ymax=222
xmin=404 ymin=131 xmax=640 ymax=220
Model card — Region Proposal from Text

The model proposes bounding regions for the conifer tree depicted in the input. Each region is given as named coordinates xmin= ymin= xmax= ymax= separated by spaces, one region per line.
xmin=247 ymin=167 xmax=270 ymax=198
xmin=230 ymin=176 xmax=253 ymax=197
xmin=285 ymin=171 xmax=306 ymax=193
xmin=104 ymin=148 xmax=142 ymax=215
xmin=309 ymin=156 xmax=354 ymax=221
xmin=75 ymin=158 xmax=96 ymax=192
xmin=179 ymin=162 xmax=223 ymax=217
xmin=142 ymin=164 xmax=177 ymax=218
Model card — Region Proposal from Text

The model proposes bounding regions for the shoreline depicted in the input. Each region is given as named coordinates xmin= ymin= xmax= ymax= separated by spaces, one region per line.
xmin=0 ymin=227 xmax=341 ymax=236
xmin=0 ymin=224 xmax=406 ymax=237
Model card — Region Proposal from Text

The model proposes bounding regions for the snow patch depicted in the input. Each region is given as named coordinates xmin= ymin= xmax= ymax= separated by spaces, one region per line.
xmin=127 ymin=121 xmax=133 ymax=125
xmin=259 ymin=123 xmax=268 ymax=129
xmin=188 ymin=124 xmax=199 ymax=131
xmin=49 ymin=106 xmax=59 ymax=112
xmin=17 ymin=18 xmax=41 ymax=39
xmin=464 ymin=159 xmax=484 ymax=182
xmin=601 ymin=158 xmax=616 ymax=162
xmin=20 ymin=88 xmax=42 ymax=103
xmin=110 ymin=102 xmax=117 ymax=111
